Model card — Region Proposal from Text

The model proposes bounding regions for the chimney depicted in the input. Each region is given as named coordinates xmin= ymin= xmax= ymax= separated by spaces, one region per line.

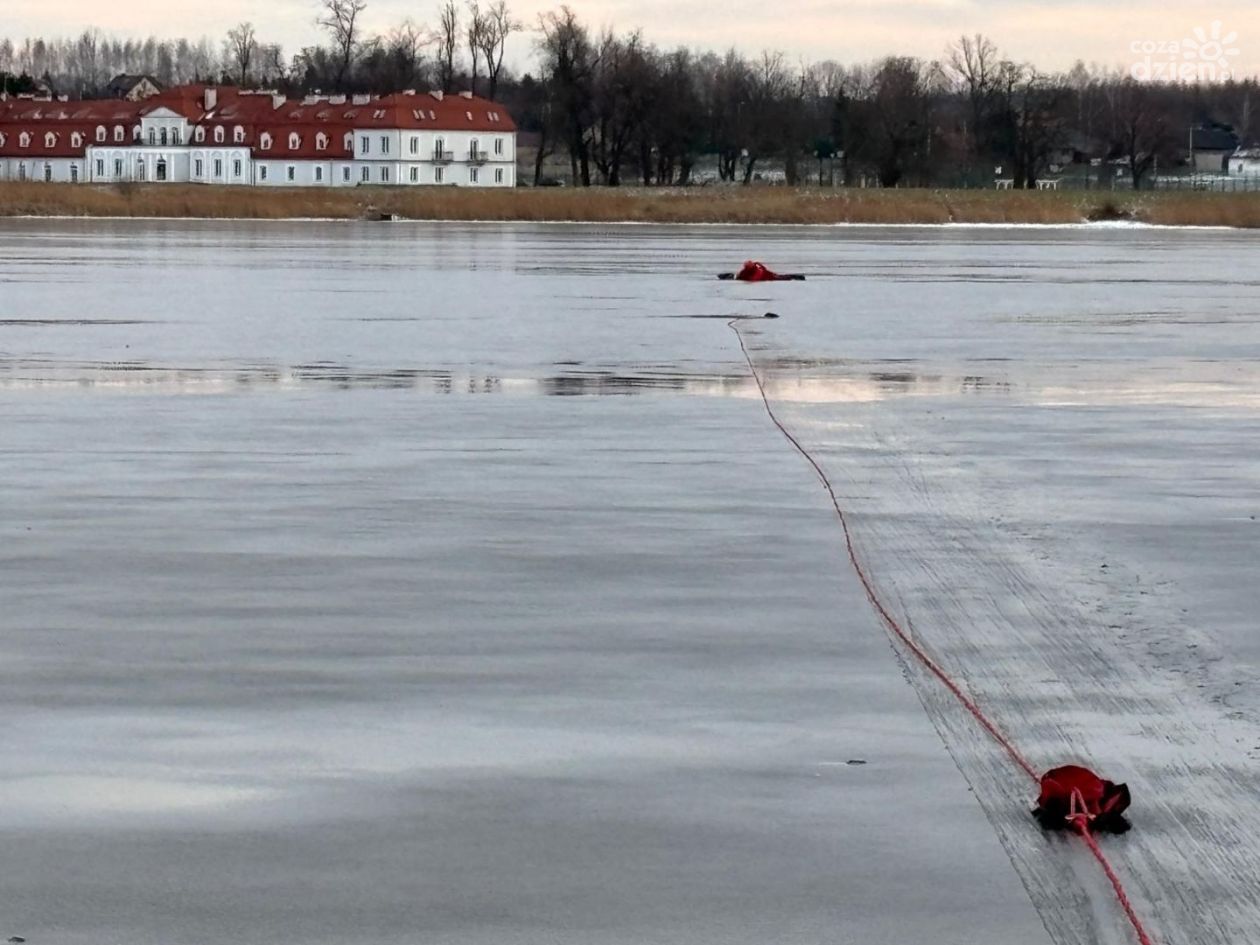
xmin=204 ymin=88 xmax=218 ymax=111
xmin=352 ymin=93 xmax=371 ymax=105
xmin=329 ymin=94 xmax=346 ymax=105
xmin=430 ymin=90 xmax=444 ymax=101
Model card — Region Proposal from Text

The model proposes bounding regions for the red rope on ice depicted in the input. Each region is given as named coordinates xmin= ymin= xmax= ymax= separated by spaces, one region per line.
xmin=728 ymin=321 xmax=1156 ymax=945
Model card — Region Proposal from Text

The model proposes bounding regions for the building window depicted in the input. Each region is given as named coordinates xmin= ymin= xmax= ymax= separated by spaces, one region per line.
xmin=195 ymin=159 xmax=203 ymax=177
xmin=115 ymin=126 xmax=126 ymax=142
xmin=172 ymin=128 xmax=182 ymax=145
xmin=160 ymin=128 xmax=168 ymax=146
xmin=495 ymin=167 xmax=504 ymax=184
xmin=96 ymin=159 xmax=105 ymax=177
xmin=234 ymin=126 xmax=244 ymax=143
xmin=435 ymin=166 xmax=443 ymax=184
xmin=156 ymin=158 xmax=168 ymax=182
xmin=95 ymin=126 xmax=106 ymax=143
xmin=342 ymin=166 xmax=351 ymax=182
xmin=409 ymin=136 xmax=418 ymax=155
xmin=195 ymin=127 xmax=205 ymax=142
xmin=45 ymin=132 xmax=57 ymax=148
xmin=361 ymin=166 xmax=369 ymax=182
xmin=316 ymin=133 xmax=328 ymax=151
xmin=71 ymin=132 xmax=83 ymax=148
xmin=260 ymin=166 xmax=268 ymax=181
xmin=288 ymin=133 xmax=301 ymax=150
xmin=259 ymin=133 xmax=272 ymax=150
xmin=315 ymin=166 xmax=324 ymax=182
xmin=44 ymin=164 xmax=53 ymax=182
xmin=214 ymin=158 xmax=223 ymax=177
xmin=233 ymin=159 xmax=242 ymax=178
xmin=380 ymin=135 xmax=389 ymax=154
xmin=114 ymin=158 xmax=123 ymax=176
xmin=360 ymin=136 xmax=369 ymax=154
xmin=287 ymin=165 xmax=295 ymax=182
xmin=409 ymin=166 xmax=418 ymax=182
xmin=214 ymin=126 xmax=225 ymax=144
xmin=434 ymin=137 xmax=445 ymax=157
xmin=470 ymin=137 xmax=479 ymax=157
xmin=70 ymin=164 xmax=79 ymax=183
xmin=381 ymin=167 xmax=389 ymax=183
xmin=470 ymin=167 xmax=479 ymax=184
xmin=494 ymin=137 xmax=503 ymax=155
xmin=344 ymin=132 xmax=353 ymax=151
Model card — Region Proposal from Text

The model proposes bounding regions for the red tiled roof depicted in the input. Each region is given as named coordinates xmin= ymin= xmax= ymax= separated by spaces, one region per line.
xmin=0 ymin=85 xmax=515 ymax=160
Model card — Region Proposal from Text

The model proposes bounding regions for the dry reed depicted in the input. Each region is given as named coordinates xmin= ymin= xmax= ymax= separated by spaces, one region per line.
xmin=3 ymin=182 xmax=1260 ymax=227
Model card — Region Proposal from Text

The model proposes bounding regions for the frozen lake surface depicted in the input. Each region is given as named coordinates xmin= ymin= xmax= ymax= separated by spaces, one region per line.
xmin=1 ymin=219 xmax=1258 ymax=945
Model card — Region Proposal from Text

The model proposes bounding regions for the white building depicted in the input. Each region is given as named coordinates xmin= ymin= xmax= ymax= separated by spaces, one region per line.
xmin=1229 ymin=148 xmax=1260 ymax=177
xmin=0 ymin=85 xmax=517 ymax=187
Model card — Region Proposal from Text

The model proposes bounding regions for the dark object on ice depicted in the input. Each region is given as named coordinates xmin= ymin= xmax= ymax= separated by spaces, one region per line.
xmin=717 ymin=261 xmax=806 ymax=282
xmin=1034 ymin=764 xmax=1131 ymax=834
xmin=9 ymin=937 xmax=27 ymax=943
xmin=763 ymin=312 xmax=779 ymax=319
xmin=846 ymin=759 xmax=867 ymax=766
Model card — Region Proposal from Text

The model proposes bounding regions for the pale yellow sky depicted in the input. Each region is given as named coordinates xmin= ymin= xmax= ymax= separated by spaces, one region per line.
xmin=8 ymin=0 xmax=1260 ymax=79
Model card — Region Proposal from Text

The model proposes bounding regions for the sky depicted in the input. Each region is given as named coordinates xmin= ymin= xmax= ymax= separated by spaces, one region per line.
xmin=8 ymin=0 xmax=1260 ymax=80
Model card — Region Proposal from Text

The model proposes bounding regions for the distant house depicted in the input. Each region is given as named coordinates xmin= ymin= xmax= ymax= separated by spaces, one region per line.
xmin=1048 ymin=131 xmax=1102 ymax=170
xmin=1230 ymin=147 xmax=1260 ymax=176
xmin=106 ymin=74 xmax=163 ymax=101
xmin=1189 ymin=123 xmax=1238 ymax=173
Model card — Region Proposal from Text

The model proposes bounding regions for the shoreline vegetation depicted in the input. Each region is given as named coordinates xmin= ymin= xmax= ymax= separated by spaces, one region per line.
xmin=3 ymin=182 xmax=1260 ymax=227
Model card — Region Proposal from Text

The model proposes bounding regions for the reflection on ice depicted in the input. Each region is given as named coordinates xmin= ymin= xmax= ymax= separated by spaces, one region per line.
xmin=2 ymin=355 xmax=1258 ymax=407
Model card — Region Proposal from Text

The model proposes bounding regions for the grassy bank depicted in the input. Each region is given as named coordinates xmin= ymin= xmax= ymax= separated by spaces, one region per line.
xmin=2 ymin=181 xmax=1260 ymax=226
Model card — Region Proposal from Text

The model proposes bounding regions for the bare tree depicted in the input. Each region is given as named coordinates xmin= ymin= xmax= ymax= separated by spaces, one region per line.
xmin=224 ymin=22 xmax=257 ymax=86
xmin=317 ymin=0 xmax=367 ymax=90
xmin=435 ymin=0 xmax=459 ymax=93
xmin=537 ymin=6 xmax=597 ymax=185
xmin=477 ymin=0 xmax=520 ymax=100
xmin=466 ymin=1 xmax=487 ymax=95
xmin=947 ymin=33 xmax=1000 ymax=161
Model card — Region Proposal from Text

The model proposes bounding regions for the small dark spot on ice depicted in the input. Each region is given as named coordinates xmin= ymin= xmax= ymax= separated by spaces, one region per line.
xmin=846 ymin=759 xmax=867 ymax=766
xmin=10 ymin=937 xmax=27 ymax=943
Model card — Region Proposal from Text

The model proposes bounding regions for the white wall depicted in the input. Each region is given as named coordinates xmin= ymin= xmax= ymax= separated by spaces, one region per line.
xmin=8 ymin=131 xmax=517 ymax=187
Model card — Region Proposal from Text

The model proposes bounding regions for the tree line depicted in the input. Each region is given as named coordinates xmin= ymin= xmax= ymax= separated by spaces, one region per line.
xmin=3 ymin=3 xmax=1258 ymax=189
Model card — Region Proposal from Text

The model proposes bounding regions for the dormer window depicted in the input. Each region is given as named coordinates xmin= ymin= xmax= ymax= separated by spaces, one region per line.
xmin=133 ymin=125 xmax=141 ymax=142
xmin=316 ymin=132 xmax=328 ymax=151
xmin=19 ymin=132 xmax=31 ymax=148
xmin=343 ymin=132 xmax=353 ymax=151
xmin=115 ymin=125 xmax=125 ymax=142
xmin=195 ymin=126 xmax=205 ymax=142
xmin=71 ymin=132 xmax=83 ymax=148
xmin=214 ymin=126 xmax=224 ymax=144
xmin=259 ymin=132 xmax=273 ymax=151
xmin=95 ymin=125 xmax=106 ymax=142
xmin=45 ymin=132 xmax=57 ymax=148
xmin=233 ymin=126 xmax=244 ymax=143
xmin=288 ymin=132 xmax=301 ymax=150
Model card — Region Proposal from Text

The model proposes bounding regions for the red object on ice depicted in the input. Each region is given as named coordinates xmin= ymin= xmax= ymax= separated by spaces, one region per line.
xmin=1035 ymin=764 xmax=1132 ymax=833
xmin=735 ymin=260 xmax=782 ymax=282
